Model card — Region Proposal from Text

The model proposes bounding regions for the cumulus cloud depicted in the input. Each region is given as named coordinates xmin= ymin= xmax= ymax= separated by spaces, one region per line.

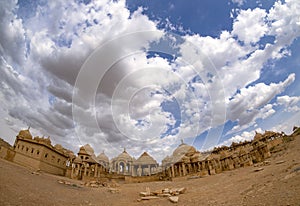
xmin=227 ymin=74 xmax=295 ymax=124
xmin=277 ymin=95 xmax=300 ymax=112
xmin=219 ymin=128 xmax=263 ymax=147
xmin=232 ymin=8 xmax=268 ymax=45
xmin=0 ymin=0 xmax=299 ymax=162
xmin=0 ymin=1 xmax=26 ymax=65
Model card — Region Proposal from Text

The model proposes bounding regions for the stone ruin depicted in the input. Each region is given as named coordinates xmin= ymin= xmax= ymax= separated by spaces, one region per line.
xmin=159 ymin=129 xmax=295 ymax=180
xmin=0 ymin=126 xmax=298 ymax=184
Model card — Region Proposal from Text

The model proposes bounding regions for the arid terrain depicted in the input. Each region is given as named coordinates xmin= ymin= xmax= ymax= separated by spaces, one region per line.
xmin=1 ymin=135 xmax=300 ymax=206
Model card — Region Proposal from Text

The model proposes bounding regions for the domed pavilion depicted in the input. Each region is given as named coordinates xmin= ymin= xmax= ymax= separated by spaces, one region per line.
xmin=162 ymin=140 xmax=201 ymax=177
xmin=97 ymin=151 xmax=109 ymax=168
xmin=133 ymin=152 xmax=158 ymax=176
xmin=110 ymin=148 xmax=134 ymax=175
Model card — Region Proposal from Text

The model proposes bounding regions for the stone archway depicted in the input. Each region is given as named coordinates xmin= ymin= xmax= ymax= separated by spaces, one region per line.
xmin=119 ymin=161 xmax=125 ymax=174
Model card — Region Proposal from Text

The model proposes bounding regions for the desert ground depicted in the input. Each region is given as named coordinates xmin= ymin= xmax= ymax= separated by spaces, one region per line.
xmin=1 ymin=135 xmax=300 ymax=206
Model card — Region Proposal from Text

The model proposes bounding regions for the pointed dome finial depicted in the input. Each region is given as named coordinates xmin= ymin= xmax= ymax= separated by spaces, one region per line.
xmin=181 ymin=138 xmax=184 ymax=144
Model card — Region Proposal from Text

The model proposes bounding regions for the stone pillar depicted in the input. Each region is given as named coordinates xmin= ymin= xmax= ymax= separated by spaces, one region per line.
xmin=148 ymin=164 xmax=151 ymax=176
xmin=188 ymin=163 xmax=192 ymax=174
xmin=84 ymin=164 xmax=87 ymax=177
xmin=137 ymin=165 xmax=142 ymax=176
xmin=171 ymin=165 xmax=175 ymax=178
xmin=94 ymin=164 xmax=98 ymax=177
xmin=167 ymin=167 xmax=171 ymax=177
xmin=97 ymin=165 xmax=101 ymax=177
xmin=182 ymin=163 xmax=186 ymax=176
xmin=131 ymin=164 xmax=134 ymax=176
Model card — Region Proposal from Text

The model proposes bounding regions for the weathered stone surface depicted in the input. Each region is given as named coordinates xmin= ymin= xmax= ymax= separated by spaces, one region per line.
xmin=141 ymin=196 xmax=159 ymax=200
xmin=139 ymin=192 xmax=149 ymax=197
xmin=57 ymin=180 xmax=64 ymax=184
xmin=146 ymin=187 xmax=151 ymax=195
xmin=254 ymin=167 xmax=264 ymax=172
xmin=169 ymin=196 xmax=179 ymax=203
xmin=108 ymin=188 xmax=120 ymax=193
xmin=276 ymin=160 xmax=285 ymax=165
xmin=64 ymin=181 xmax=71 ymax=185
xmin=31 ymin=171 xmax=40 ymax=175
xmin=163 ymin=188 xmax=170 ymax=194
xmin=152 ymin=190 xmax=163 ymax=195
xmin=177 ymin=187 xmax=187 ymax=194
xmin=157 ymin=193 xmax=171 ymax=197
xmin=90 ymin=183 xmax=98 ymax=188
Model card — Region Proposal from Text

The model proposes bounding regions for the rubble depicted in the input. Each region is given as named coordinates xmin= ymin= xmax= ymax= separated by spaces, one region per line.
xmin=82 ymin=180 xmax=120 ymax=188
xmin=169 ymin=196 xmax=179 ymax=203
xmin=137 ymin=187 xmax=186 ymax=203
xmin=276 ymin=160 xmax=285 ymax=165
xmin=57 ymin=179 xmax=82 ymax=188
xmin=31 ymin=171 xmax=41 ymax=175
xmin=253 ymin=168 xmax=264 ymax=172
xmin=141 ymin=196 xmax=159 ymax=200
xmin=108 ymin=188 xmax=120 ymax=193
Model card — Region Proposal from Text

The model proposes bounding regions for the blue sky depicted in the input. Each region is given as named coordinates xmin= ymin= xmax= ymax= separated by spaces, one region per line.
xmin=0 ymin=0 xmax=300 ymax=162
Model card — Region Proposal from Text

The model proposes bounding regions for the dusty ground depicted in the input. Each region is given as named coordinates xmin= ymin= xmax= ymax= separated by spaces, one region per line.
xmin=1 ymin=136 xmax=300 ymax=206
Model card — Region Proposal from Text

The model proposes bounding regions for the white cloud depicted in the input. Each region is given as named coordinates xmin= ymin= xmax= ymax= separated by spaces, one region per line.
xmin=219 ymin=128 xmax=263 ymax=147
xmin=232 ymin=8 xmax=268 ymax=45
xmin=277 ymin=95 xmax=300 ymax=112
xmin=231 ymin=0 xmax=246 ymax=6
xmin=0 ymin=0 xmax=300 ymax=162
xmin=227 ymin=74 xmax=295 ymax=130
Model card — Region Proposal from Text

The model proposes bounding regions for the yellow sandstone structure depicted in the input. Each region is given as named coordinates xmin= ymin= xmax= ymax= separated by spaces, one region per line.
xmin=0 ymin=126 xmax=298 ymax=183
xmin=12 ymin=128 xmax=74 ymax=175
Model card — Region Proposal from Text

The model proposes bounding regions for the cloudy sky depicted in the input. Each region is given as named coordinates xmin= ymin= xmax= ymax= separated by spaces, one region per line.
xmin=0 ymin=0 xmax=300 ymax=162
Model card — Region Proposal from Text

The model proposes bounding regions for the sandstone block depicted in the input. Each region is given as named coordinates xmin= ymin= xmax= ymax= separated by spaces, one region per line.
xmin=169 ymin=196 xmax=179 ymax=203
xmin=276 ymin=160 xmax=285 ymax=164
xmin=177 ymin=187 xmax=187 ymax=194
xmin=141 ymin=196 xmax=159 ymax=200
xmin=253 ymin=167 xmax=264 ymax=172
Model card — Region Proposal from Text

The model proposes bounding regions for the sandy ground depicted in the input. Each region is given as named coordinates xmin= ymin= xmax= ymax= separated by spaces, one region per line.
xmin=1 ymin=136 xmax=300 ymax=206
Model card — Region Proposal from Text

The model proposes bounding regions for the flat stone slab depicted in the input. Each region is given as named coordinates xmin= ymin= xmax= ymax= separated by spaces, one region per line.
xmin=169 ymin=196 xmax=179 ymax=203
xmin=253 ymin=167 xmax=264 ymax=172
xmin=177 ymin=187 xmax=187 ymax=194
xmin=141 ymin=196 xmax=159 ymax=200
xmin=139 ymin=192 xmax=149 ymax=197
xmin=276 ymin=160 xmax=285 ymax=164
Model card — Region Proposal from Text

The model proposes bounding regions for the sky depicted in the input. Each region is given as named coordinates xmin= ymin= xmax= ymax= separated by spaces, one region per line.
xmin=0 ymin=0 xmax=300 ymax=162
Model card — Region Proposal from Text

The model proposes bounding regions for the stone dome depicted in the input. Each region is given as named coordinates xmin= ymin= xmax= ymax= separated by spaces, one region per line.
xmin=115 ymin=149 xmax=133 ymax=162
xmin=135 ymin=152 xmax=157 ymax=165
xmin=97 ymin=151 xmax=109 ymax=163
xmin=17 ymin=129 xmax=32 ymax=139
xmin=162 ymin=155 xmax=171 ymax=163
xmin=172 ymin=142 xmax=197 ymax=157
xmin=78 ymin=144 xmax=95 ymax=156
xmin=54 ymin=144 xmax=63 ymax=151
xmin=170 ymin=141 xmax=197 ymax=163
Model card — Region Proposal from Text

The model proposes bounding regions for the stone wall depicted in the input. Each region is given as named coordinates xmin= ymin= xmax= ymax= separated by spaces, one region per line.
xmin=0 ymin=146 xmax=15 ymax=161
xmin=161 ymin=132 xmax=289 ymax=180
xmin=13 ymin=138 xmax=69 ymax=175
xmin=124 ymin=175 xmax=160 ymax=183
